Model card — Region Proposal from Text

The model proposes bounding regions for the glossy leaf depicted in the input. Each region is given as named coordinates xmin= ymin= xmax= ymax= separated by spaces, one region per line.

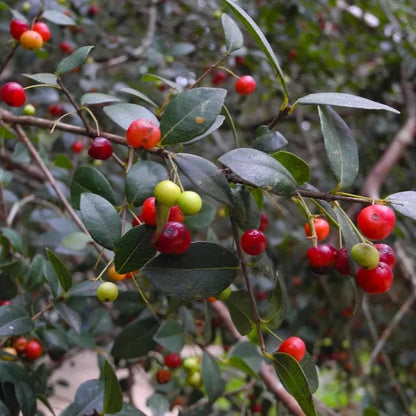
xmin=111 ymin=317 xmax=159 ymax=359
xmin=60 ymin=379 xmax=103 ymax=416
xmin=201 ymin=353 xmax=225 ymax=402
xmin=103 ymin=103 xmax=158 ymax=130
xmin=153 ymin=320 xmax=185 ymax=353
xmin=175 ymin=153 xmax=233 ymax=205
xmin=225 ymin=290 xmax=254 ymax=335
xmin=0 ymin=227 xmax=23 ymax=253
xmin=0 ymin=305 xmax=34 ymax=336
xmin=387 ymin=191 xmax=416 ymax=220
xmin=300 ymin=352 xmax=319 ymax=394
xmin=80 ymin=93 xmax=121 ymax=106
xmin=71 ymin=166 xmax=117 ymax=210
xmin=273 ymin=151 xmax=310 ymax=185
xmin=160 ymin=88 xmax=227 ymax=145
xmin=183 ymin=115 xmax=225 ymax=145
xmin=103 ymin=360 xmax=123 ymax=414
xmin=42 ymin=10 xmax=76 ymax=25
xmin=46 ymin=248 xmax=72 ymax=292
xmin=141 ymin=73 xmax=182 ymax=91
xmin=228 ymin=341 xmax=263 ymax=375
xmin=22 ymin=73 xmax=58 ymax=86
xmin=24 ymin=254 xmax=46 ymax=291
xmin=143 ymin=242 xmax=239 ymax=300
xmin=229 ymin=185 xmax=261 ymax=231
xmin=318 ymin=106 xmax=358 ymax=189
xmin=251 ymin=125 xmax=288 ymax=153
xmin=273 ymin=353 xmax=317 ymax=416
xmin=56 ymin=46 xmax=94 ymax=75
xmin=222 ymin=13 xmax=244 ymax=53
xmin=120 ymin=87 xmax=158 ymax=108
xmin=67 ymin=280 xmax=101 ymax=297
xmin=113 ymin=225 xmax=156 ymax=274
xmin=53 ymin=301 xmax=82 ymax=334
xmin=296 ymin=92 xmax=400 ymax=113
xmin=219 ymin=148 xmax=297 ymax=196
xmin=184 ymin=202 xmax=216 ymax=231
xmin=125 ymin=160 xmax=167 ymax=206
xmin=80 ymin=193 xmax=122 ymax=250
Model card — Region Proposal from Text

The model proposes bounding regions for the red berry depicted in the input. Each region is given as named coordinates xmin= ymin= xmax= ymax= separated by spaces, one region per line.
xmin=0 ymin=300 xmax=12 ymax=306
xmin=87 ymin=5 xmax=100 ymax=17
xmin=304 ymin=217 xmax=330 ymax=241
xmin=88 ymin=137 xmax=113 ymax=160
xmin=240 ymin=229 xmax=267 ymax=255
xmin=357 ymin=204 xmax=396 ymax=241
xmin=307 ymin=244 xmax=337 ymax=274
xmin=132 ymin=213 xmax=145 ymax=227
xmin=156 ymin=368 xmax=172 ymax=384
xmin=32 ymin=22 xmax=51 ymax=42
xmin=235 ymin=75 xmax=256 ymax=95
xmin=12 ymin=337 xmax=28 ymax=354
xmin=0 ymin=82 xmax=26 ymax=107
xmin=164 ymin=353 xmax=182 ymax=369
xmin=126 ymin=119 xmax=161 ymax=149
xmin=335 ymin=248 xmax=351 ymax=276
xmin=71 ymin=140 xmax=84 ymax=153
xmin=259 ymin=212 xmax=268 ymax=231
xmin=10 ymin=19 xmax=29 ymax=40
xmin=48 ymin=104 xmax=64 ymax=117
xmin=211 ymin=70 xmax=227 ymax=85
xmin=168 ymin=205 xmax=184 ymax=223
xmin=374 ymin=243 xmax=396 ymax=269
xmin=356 ymin=262 xmax=393 ymax=294
xmin=288 ymin=49 xmax=298 ymax=60
xmin=60 ymin=41 xmax=74 ymax=54
xmin=277 ymin=336 xmax=306 ymax=362
xmin=141 ymin=197 xmax=157 ymax=226
xmin=153 ymin=221 xmax=191 ymax=255
xmin=25 ymin=339 xmax=42 ymax=360
xmin=235 ymin=56 xmax=245 ymax=66
xmin=250 ymin=403 xmax=263 ymax=413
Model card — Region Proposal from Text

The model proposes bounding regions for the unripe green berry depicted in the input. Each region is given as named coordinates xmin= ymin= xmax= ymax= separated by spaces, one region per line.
xmin=177 ymin=191 xmax=202 ymax=215
xmin=182 ymin=356 xmax=200 ymax=373
xmin=217 ymin=287 xmax=232 ymax=301
xmin=351 ymin=243 xmax=380 ymax=270
xmin=96 ymin=282 xmax=119 ymax=302
xmin=23 ymin=104 xmax=36 ymax=115
xmin=186 ymin=371 xmax=202 ymax=388
xmin=154 ymin=180 xmax=182 ymax=207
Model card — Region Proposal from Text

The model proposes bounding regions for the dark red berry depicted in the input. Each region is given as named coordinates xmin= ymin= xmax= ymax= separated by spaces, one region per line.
xmin=25 ymin=339 xmax=42 ymax=360
xmin=48 ymin=104 xmax=64 ymax=117
xmin=71 ymin=140 xmax=84 ymax=153
xmin=235 ymin=75 xmax=256 ymax=95
xmin=156 ymin=368 xmax=172 ymax=384
xmin=60 ymin=41 xmax=74 ymax=54
xmin=357 ymin=204 xmax=396 ymax=241
xmin=250 ymin=403 xmax=263 ymax=414
xmin=87 ymin=5 xmax=100 ymax=17
xmin=307 ymin=244 xmax=337 ymax=274
xmin=235 ymin=56 xmax=245 ymax=66
xmin=259 ymin=212 xmax=268 ymax=231
xmin=1 ymin=82 xmax=26 ymax=107
xmin=335 ymin=248 xmax=351 ymax=276
xmin=10 ymin=19 xmax=29 ymax=40
xmin=277 ymin=336 xmax=306 ymax=362
xmin=240 ymin=229 xmax=267 ymax=255
xmin=356 ymin=262 xmax=393 ymax=294
xmin=211 ymin=70 xmax=227 ymax=85
xmin=153 ymin=221 xmax=191 ymax=255
xmin=374 ymin=243 xmax=396 ymax=269
xmin=88 ymin=137 xmax=113 ymax=160
xmin=164 ymin=353 xmax=182 ymax=369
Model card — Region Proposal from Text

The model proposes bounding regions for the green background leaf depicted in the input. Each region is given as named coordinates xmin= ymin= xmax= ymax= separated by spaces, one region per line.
xmin=153 ymin=320 xmax=185 ymax=353
xmin=56 ymin=46 xmax=94 ymax=74
xmin=222 ymin=13 xmax=244 ymax=53
xmin=0 ymin=305 xmax=34 ymax=336
xmin=103 ymin=360 xmax=123 ymax=414
xmin=201 ymin=353 xmax=226 ymax=402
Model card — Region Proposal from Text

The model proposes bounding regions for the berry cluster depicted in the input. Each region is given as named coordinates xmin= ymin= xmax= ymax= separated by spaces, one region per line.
xmin=10 ymin=18 xmax=51 ymax=51
xmin=1 ymin=337 xmax=42 ymax=361
xmin=306 ymin=205 xmax=396 ymax=295
xmin=155 ymin=353 xmax=182 ymax=384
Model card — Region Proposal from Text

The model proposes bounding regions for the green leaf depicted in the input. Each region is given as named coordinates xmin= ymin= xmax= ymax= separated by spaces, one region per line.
xmin=272 ymin=353 xmax=317 ymax=416
xmin=229 ymin=185 xmax=260 ymax=231
xmin=61 ymin=232 xmax=93 ymax=251
xmin=54 ymin=154 xmax=72 ymax=169
xmin=80 ymin=193 xmax=122 ymax=250
xmin=223 ymin=0 xmax=287 ymax=96
xmin=103 ymin=360 xmax=123 ymax=414
xmin=171 ymin=42 xmax=196 ymax=56
xmin=318 ymin=106 xmax=358 ymax=189
xmin=251 ymin=126 xmax=288 ymax=153
xmin=300 ymin=352 xmax=319 ymax=394
xmin=61 ymin=380 xmax=104 ymax=416
xmin=175 ymin=153 xmax=233 ymax=205
xmin=224 ymin=291 xmax=254 ymax=335
xmin=46 ymin=248 xmax=72 ymax=292
xmin=56 ymin=46 xmax=94 ymax=75
xmin=22 ymin=73 xmax=58 ymax=86
xmin=184 ymin=202 xmax=216 ymax=230
xmin=103 ymin=103 xmax=158 ymax=130
xmin=183 ymin=115 xmax=225 ymax=145
xmin=24 ymin=254 xmax=45 ymax=291
xmin=0 ymin=274 xmax=17 ymax=300
xmin=387 ymin=191 xmax=416 ymax=221
xmin=0 ymin=305 xmax=34 ymax=336
xmin=160 ymin=88 xmax=227 ymax=145
xmin=0 ymin=227 xmax=23 ymax=253
xmin=141 ymin=73 xmax=182 ymax=91
xmin=67 ymin=280 xmax=101 ymax=297
xmin=153 ymin=320 xmax=185 ymax=353
xmin=228 ymin=341 xmax=263 ymax=375
xmin=201 ymin=353 xmax=226 ymax=402
xmin=273 ymin=151 xmax=310 ymax=185
xmin=116 ymin=403 xmax=147 ymax=416
xmin=263 ymin=273 xmax=286 ymax=328
xmin=80 ymin=93 xmax=121 ymax=106
xmin=111 ymin=317 xmax=159 ymax=359
xmin=120 ymin=87 xmax=158 ymax=108
xmin=125 ymin=160 xmax=167 ymax=206
xmin=14 ymin=381 xmax=36 ymax=416
xmin=53 ymin=301 xmax=82 ymax=334
xmin=43 ymin=261 xmax=63 ymax=298
xmin=143 ymin=242 xmax=239 ymax=300
xmin=218 ymin=148 xmax=297 ymax=196
xmin=113 ymin=225 xmax=156 ymax=274
xmin=295 ymin=92 xmax=400 ymax=114
xmin=71 ymin=166 xmax=117 ymax=210
xmin=222 ymin=13 xmax=244 ymax=53
xmin=42 ymin=10 xmax=76 ymax=25
xmin=146 ymin=393 xmax=170 ymax=416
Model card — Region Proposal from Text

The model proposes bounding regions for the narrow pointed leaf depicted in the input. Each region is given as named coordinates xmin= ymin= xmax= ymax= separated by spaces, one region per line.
xmin=103 ymin=360 xmax=123 ymax=414
xmin=300 ymin=352 xmax=319 ymax=394
xmin=80 ymin=93 xmax=121 ymax=106
xmin=42 ymin=10 xmax=76 ymax=25
xmin=143 ymin=242 xmax=239 ymax=300
xmin=263 ymin=273 xmax=286 ymax=328
xmin=142 ymin=73 xmax=182 ymax=91
xmin=318 ymin=106 xmax=358 ymax=189
xmin=387 ymin=191 xmax=416 ymax=220
xmin=14 ymin=381 xmax=36 ymax=416
xmin=273 ymin=151 xmax=310 ymax=185
xmin=56 ymin=46 xmax=94 ymax=74
xmin=22 ymin=73 xmax=58 ymax=86
xmin=296 ymin=92 xmax=400 ymax=114
xmin=0 ymin=305 xmax=34 ymax=336
xmin=201 ymin=353 xmax=225 ymax=402
xmin=53 ymin=301 xmax=82 ymax=334
xmin=80 ymin=193 xmax=122 ymax=250
xmin=120 ymin=87 xmax=158 ymax=108
xmin=46 ymin=248 xmax=72 ymax=291
xmin=224 ymin=291 xmax=254 ymax=335
xmin=222 ymin=13 xmax=244 ymax=53
xmin=103 ymin=103 xmax=158 ymax=130
xmin=229 ymin=185 xmax=260 ymax=231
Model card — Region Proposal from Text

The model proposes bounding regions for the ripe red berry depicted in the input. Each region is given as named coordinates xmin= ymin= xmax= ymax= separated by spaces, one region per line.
xmin=168 ymin=205 xmax=184 ymax=223
xmin=87 ymin=5 xmax=100 ymax=17
xmin=250 ymin=403 xmax=263 ymax=414
xmin=60 ymin=41 xmax=74 ymax=54
xmin=307 ymin=244 xmax=337 ymax=274
xmin=335 ymin=247 xmax=351 ymax=276
xmin=211 ymin=70 xmax=227 ymax=85
xmin=153 ymin=221 xmax=191 ymax=255
xmin=141 ymin=197 xmax=157 ymax=226
xmin=12 ymin=337 xmax=28 ymax=354
xmin=10 ymin=19 xmax=29 ymax=40
xmin=25 ymin=338 xmax=42 ymax=360
xmin=357 ymin=204 xmax=396 ymax=241
xmin=235 ymin=75 xmax=256 ymax=95
xmin=126 ymin=119 xmax=161 ymax=149
xmin=259 ymin=212 xmax=268 ymax=231
xmin=156 ymin=368 xmax=172 ymax=384
xmin=0 ymin=82 xmax=26 ymax=107
xmin=374 ymin=243 xmax=396 ymax=269
xmin=32 ymin=22 xmax=51 ymax=42
xmin=71 ymin=140 xmax=84 ymax=153
xmin=88 ymin=137 xmax=113 ymax=160
xmin=356 ymin=262 xmax=393 ymax=294
xmin=164 ymin=353 xmax=182 ymax=369
xmin=48 ymin=104 xmax=64 ymax=117
xmin=304 ymin=217 xmax=330 ymax=241
xmin=240 ymin=229 xmax=267 ymax=255
xmin=277 ymin=336 xmax=306 ymax=362
xmin=0 ymin=300 xmax=12 ymax=306
xmin=132 ymin=213 xmax=144 ymax=227
xmin=235 ymin=55 xmax=245 ymax=66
